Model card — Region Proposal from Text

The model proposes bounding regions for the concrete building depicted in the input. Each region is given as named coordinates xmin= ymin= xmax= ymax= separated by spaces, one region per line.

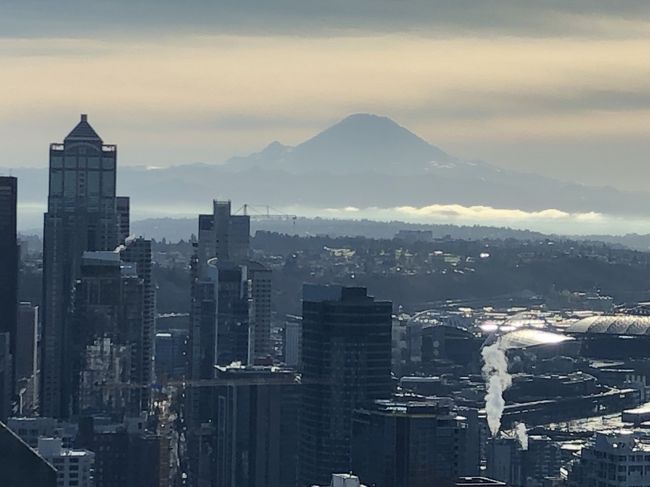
xmin=0 ymin=420 xmax=57 ymax=487
xmin=352 ymin=395 xmax=474 ymax=487
xmin=0 ymin=176 xmax=18 ymax=403
xmin=38 ymin=437 xmax=95 ymax=487
xmin=42 ymin=115 xmax=130 ymax=419
xmin=299 ymin=285 xmax=393 ymax=487
xmin=567 ymin=430 xmax=650 ymax=487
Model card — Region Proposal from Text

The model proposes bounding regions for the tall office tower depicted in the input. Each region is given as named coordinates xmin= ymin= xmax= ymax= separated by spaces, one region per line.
xmin=120 ymin=236 xmax=155 ymax=410
xmin=116 ymin=196 xmax=130 ymax=243
xmin=0 ymin=176 xmax=18 ymax=395
xmin=0 ymin=421 xmax=58 ymax=486
xmin=214 ymin=262 xmax=250 ymax=366
xmin=195 ymin=200 xmax=272 ymax=361
xmin=42 ymin=115 xmax=121 ymax=418
xmin=212 ymin=365 xmax=301 ymax=487
xmin=299 ymin=285 xmax=393 ymax=487
xmin=352 ymin=396 xmax=472 ymax=487
xmin=197 ymin=200 xmax=250 ymax=272
xmin=72 ymin=249 xmax=150 ymax=415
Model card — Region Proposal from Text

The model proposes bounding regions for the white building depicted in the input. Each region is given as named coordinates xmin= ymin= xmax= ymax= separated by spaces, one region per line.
xmin=568 ymin=430 xmax=650 ymax=487
xmin=38 ymin=437 xmax=95 ymax=487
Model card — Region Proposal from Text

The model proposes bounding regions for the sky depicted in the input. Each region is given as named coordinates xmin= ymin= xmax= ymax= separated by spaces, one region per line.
xmin=3 ymin=1 xmax=650 ymax=192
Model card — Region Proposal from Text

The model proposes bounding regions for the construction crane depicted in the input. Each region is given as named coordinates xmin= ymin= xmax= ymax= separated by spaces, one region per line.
xmin=235 ymin=204 xmax=297 ymax=224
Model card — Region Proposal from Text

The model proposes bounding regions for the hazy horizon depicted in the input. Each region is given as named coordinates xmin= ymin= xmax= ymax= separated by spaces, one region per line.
xmin=4 ymin=1 xmax=650 ymax=193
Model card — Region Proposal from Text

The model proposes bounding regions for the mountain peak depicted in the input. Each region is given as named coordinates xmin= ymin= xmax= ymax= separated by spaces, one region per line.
xmin=289 ymin=113 xmax=452 ymax=173
xmin=227 ymin=113 xmax=452 ymax=174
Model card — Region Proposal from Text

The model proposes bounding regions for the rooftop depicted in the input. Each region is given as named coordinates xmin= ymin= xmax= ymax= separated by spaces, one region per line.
xmin=64 ymin=114 xmax=103 ymax=143
xmin=566 ymin=315 xmax=650 ymax=336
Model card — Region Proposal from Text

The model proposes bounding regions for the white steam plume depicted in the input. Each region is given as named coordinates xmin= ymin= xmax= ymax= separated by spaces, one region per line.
xmin=481 ymin=340 xmax=512 ymax=437
xmin=515 ymin=422 xmax=529 ymax=450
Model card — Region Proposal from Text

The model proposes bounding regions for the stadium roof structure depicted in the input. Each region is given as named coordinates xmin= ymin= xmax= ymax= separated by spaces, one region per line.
xmin=498 ymin=328 xmax=573 ymax=350
xmin=566 ymin=315 xmax=650 ymax=336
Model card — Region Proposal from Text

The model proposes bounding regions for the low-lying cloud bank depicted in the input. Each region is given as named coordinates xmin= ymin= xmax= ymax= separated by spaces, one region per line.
xmin=18 ymin=201 xmax=650 ymax=236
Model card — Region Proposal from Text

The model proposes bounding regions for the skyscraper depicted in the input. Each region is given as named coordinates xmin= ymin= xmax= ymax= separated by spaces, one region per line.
xmin=120 ymin=236 xmax=155 ymax=411
xmin=72 ymin=240 xmax=153 ymax=416
xmin=212 ymin=364 xmax=301 ymax=487
xmin=42 ymin=115 xmax=128 ymax=418
xmin=247 ymin=262 xmax=272 ymax=362
xmin=197 ymin=200 xmax=250 ymax=272
xmin=0 ymin=176 xmax=18 ymax=397
xmin=299 ymin=285 xmax=393 ymax=487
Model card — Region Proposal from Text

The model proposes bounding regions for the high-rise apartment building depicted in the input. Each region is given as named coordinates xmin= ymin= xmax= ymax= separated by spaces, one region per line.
xmin=299 ymin=285 xmax=393 ymax=487
xmin=0 ymin=176 xmax=18 ymax=396
xmin=42 ymin=115 xmax=130 ymax=418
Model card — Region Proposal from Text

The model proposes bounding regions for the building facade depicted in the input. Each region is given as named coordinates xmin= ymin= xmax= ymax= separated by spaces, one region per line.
xmin=352 ymin=396 xmax=472 ymax=487
xmin=0 ymin=176 xmax=18 ymax=398
xmin=38 ymin=437 xmax=95 ymax=487
xmin=211 ymin=365 xmax=300 ymax=487
xmin=299 ymin=285 xmax=393 ymax=486
xmin=72 ymin=247 xmax=151 ymax=416
xmin=42 ymin=115 xmax=127 ymax=418
xmin=568 ymin=430 xmax=650 ymax=487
